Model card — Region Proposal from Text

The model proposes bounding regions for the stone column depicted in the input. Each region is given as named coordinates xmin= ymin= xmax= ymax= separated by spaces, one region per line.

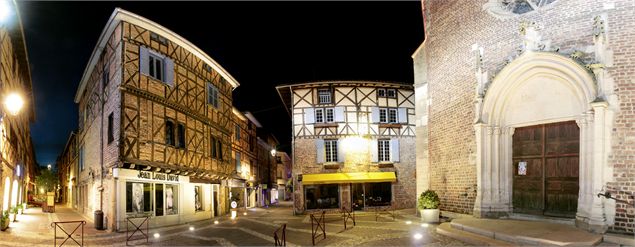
xmin=588 ymin=102 xmax=608 ymax=233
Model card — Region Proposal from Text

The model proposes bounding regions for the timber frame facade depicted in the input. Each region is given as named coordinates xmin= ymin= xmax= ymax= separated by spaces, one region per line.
xmin=277 ymin=81 xmax=416 ymax=214
xmin=74 ymin=8 xmax=240 ymax=231
xmin=0 ymin=0 xmax=37 ymax=220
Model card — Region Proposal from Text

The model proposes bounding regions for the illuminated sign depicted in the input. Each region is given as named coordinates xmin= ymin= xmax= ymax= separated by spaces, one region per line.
xmin=137 ymin=171 xmax=179 ymax=182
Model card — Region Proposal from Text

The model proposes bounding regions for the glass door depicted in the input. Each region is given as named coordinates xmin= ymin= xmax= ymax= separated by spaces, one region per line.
xmin=351 ymin=183 xmax=364 ymax=211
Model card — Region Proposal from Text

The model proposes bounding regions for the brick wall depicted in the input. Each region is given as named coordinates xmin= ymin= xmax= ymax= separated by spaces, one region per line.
xmin=420 ymin=0 xmax=634 ymax=233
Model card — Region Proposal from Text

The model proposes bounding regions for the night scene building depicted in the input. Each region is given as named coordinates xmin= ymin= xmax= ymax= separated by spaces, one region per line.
xmin=414 ymin=0 xmax=634 ymax=234
xmin=74 ymin=8 xmax=240 ymax=231
xmin=274 ymin=151 xmax=292 ymax=202
xmin=255 ymin=130 xmax=278 ymax=207
xmin=230 ymin=108 xmax=258 ymax=209
xmin=56 ymin=131 xmax=78 ymax=208
xmin=0 ymin=0 xmax=37 ymax=219
xmin=276 ymin=81 xmax=416 ymax=214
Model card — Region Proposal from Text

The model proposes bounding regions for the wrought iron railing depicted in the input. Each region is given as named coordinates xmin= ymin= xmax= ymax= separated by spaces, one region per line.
xmin=126 ymin=215 xmax=150 ymax=245
xmin=273 ymin=223 xmax=286 ymax=246
xmin=341 ymin=206 xmax=355 ymax=230
xmin=52 ymin=220 xmax=86 ymax=247
xmin=310 ymin=211 xmax=326 ymax=245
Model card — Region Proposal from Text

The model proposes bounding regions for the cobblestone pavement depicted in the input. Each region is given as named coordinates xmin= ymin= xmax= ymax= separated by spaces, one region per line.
xmin=0 ymin=203 xmax=467 ymax=246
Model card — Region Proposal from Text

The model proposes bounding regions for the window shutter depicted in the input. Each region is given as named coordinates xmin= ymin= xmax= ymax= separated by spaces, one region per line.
xmin=337 ymin=139 xmax=344 ymax=162
xmin=390 ymin=139 xmax=400 ymax=162
xmin=165 ymin=57 xmax=175 ymax=86
xmin=139 ymin=46 xmax=149 ymax=75
xmin=334 ymin=107 xmax=345 ymax=122
xmin=398 ymin=108 xmax=407 ymax=124
xmin=304 ymin=108 xmax=315 ymax=124
xmin=371 ymin=107 xmax=380 ymax=123
xmin=371 ymin=139 xmax=378 ymax=162
xmin=315 ymin=139 xmax=325 ymax=164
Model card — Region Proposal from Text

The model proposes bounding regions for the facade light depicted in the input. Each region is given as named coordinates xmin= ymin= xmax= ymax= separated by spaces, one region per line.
xmin=0 ymin=0 xmax=11 ymax=23
xmin=4 ymin=92 xmax=23 ymax=116
xmin=270 ymin=148 xmax=276 ymax=157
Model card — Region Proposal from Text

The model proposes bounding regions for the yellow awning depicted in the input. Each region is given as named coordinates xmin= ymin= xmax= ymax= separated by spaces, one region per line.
xmin=302 ymin=172 xmax=396 ymax=185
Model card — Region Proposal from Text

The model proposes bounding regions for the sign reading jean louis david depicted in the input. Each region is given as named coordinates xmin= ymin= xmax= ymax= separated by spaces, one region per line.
xmin=113 ymin=168 xmax=189 ymax=183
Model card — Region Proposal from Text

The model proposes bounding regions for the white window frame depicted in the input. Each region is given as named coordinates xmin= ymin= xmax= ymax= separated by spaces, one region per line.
xmin=386 ymin=89 xmax=396 ymax=98
xmin=377 ymin=88 xmax=386 ymax=97
xmin=318 ymin=89 xmax=332 ymax=104
xmin=378 ymin=139 xmax=390 ymax=162
xmin=148 ymin=52 xmax=165 ymax=82
xmin=315 ymin=108 xmax=334 ymax=123
xmin=379 ymin=108 xmax=398 ymax=123
xmin=208 ymin=83 xmax=219 ymax=108
xmin=324 ymin=140 xmax=338 ymax=163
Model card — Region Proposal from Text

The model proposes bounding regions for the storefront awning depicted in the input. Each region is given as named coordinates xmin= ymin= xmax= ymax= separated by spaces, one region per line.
xmin=302 ymin=172 xmax=396 ymax=185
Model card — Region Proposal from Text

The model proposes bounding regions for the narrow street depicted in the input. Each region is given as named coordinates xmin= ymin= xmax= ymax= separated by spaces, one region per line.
xmin=0 ymin=202 xmax=466 ymax=246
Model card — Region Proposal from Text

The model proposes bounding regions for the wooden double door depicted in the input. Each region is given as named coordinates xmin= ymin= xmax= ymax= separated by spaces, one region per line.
xmin=512 ymin=121 xmax=579 ymax=218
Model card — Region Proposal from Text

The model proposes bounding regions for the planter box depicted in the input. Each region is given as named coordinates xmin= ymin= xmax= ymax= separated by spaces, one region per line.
xmin=420 ymin=209 xmax=440 ymax=223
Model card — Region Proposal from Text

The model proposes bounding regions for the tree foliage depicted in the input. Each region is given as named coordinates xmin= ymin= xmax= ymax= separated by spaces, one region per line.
xmin=35 ymin=168 xmax=58 ymax=193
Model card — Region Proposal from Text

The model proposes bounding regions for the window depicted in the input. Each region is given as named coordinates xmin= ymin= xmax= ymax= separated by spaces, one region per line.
xmin=165 ymin=184 xmax=178 ymax=215
xmin=203 ymin=64 xmax=212 ymax=72
xmin=315 ymin=108 xmax=334 ymax=123
xmin=165 ymin=120 xmax=175 ymax=146
xmin=150 ymin=32 xmax=168 ymax=46
xmin=235 ymin=124 xmax=240 ymax=141
xmin=148 ymin=53 xmax=165 ymax=82
xmin=107 ymin=113 xmax=114 ymax=144
xmin=155 ymin=184 xmax=164 ymax=216
xmin=378 ymin=139 xmax=390 ymax=162
xmin=318 ymin=88 xmax=331 ymax=104
xmin=365 ymin=182 xmax=392 ymax=207
xmin=211 ymin=136 xmax=217 ymax=158
xmin=386 ymin=89 xmax=396 ymax=98
xmin=379 ymin=108 xmax=398 ymax=123
xmin=218 ymin=140 xmax=223 ymax=161
xmin=324 ymin=140 xmax=337 ymax=163
xmin=79 ymin=146 xmax=84 ymax=171
xmin=305 ymin=184 xmax=339 ymax=209
xmin=126 ymin=182 xmax=153 ymax=214
xmin=484 ymin=0 xmax=556 ymax=17
xmin=194 ymin=186 xmax=203 ymax=211
xmin=236 ymin=152 xmax=241 ymax=171
xmin=102 ymin=66 xmax=109 ymax=90
xmin=177 ymin=123 xmax=186 ymax=149
xmin=377 ymin=88 xmax=386 ymax=97
xmin=208 ymin=83 xmax=219 ymax=108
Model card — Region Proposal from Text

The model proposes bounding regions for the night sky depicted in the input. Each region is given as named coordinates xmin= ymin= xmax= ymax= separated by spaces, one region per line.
xmin=18 ymin=1 xmax=424 ymax=167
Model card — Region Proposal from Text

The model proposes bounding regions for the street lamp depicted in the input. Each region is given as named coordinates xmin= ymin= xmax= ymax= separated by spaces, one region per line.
xmin=270 ymin=148 xmax=276 ymax=157
xmin=0 ymin=0 xmax=12 ymax=23
xmin=47 ymin=164 xmax=51 ymax=170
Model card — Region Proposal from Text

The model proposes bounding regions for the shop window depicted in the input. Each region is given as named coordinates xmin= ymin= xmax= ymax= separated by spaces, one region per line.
xmin=305 ymin=184 xmax=339 ymax=209
xmin=155 ymin=184 xmax=164 ymax=216
xmin=365 ymin=182 xmax=392 ymax=207
xmin=195 ymin=186 xmax=203 ymax=211
xmin=165 ymin=184 xmax=178 ymax=215
xmin=126 ymin=182 xmax=153 ymax=214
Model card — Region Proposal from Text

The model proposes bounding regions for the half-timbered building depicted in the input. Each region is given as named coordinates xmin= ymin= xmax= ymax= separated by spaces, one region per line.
xmin=276 ymin=81 xmax=416 ymax=213
xmin=230 ymin=108 xmax=258 ymax=209
xmin=74 ymin=8 xmax=239 ymax=231
xmin=0 ymin=0 xmax=37 ymax=221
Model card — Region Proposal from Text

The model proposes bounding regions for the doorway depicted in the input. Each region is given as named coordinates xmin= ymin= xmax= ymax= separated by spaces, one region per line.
xmin=512 ymin=121 xmax=579 ymax=218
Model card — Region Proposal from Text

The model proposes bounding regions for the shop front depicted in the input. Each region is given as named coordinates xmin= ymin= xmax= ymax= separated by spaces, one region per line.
xmin=302 ymin=172 xmax=396 ymax=211
xmin=113 ymin=168 xmax=216 ymax=231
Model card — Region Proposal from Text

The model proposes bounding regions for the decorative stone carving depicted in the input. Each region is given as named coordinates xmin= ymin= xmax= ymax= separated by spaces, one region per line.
xmin=520 ymin=21 xmax=550 ymax=52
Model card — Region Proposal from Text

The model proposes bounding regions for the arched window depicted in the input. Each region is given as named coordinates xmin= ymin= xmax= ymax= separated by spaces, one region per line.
xmin=485 ymin=0 xmax=556 ymax=18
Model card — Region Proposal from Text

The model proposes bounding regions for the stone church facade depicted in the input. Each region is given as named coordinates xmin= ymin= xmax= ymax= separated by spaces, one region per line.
xmin=414 ymin=0 xmax=634 ymax=234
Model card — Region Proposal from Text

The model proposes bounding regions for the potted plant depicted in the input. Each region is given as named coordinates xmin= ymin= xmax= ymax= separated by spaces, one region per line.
xmin=0 ymin=210 xmax=9 ymax=231
xmin=11 ymin=205 xmax=22 ymax=222
xmin=418 ymin=190 xmax=440 ymax=223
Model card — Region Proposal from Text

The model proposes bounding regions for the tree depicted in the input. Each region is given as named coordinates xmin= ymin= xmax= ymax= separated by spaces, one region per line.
xmin=35 ymin=168 xmax=58 ymax=194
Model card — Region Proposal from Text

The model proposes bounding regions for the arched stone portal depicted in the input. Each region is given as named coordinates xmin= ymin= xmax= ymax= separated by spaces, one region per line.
xmin=473 ymin=52 xmax=613 ymax=233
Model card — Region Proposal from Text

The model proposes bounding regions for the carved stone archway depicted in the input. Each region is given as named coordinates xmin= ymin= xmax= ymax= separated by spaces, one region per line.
xmin=473 ymin=51 xmax=611 ymax=232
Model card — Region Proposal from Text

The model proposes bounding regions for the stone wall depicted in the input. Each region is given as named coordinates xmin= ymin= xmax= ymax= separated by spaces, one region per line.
xmin=418 ymin=0 xmax=634 ymax=233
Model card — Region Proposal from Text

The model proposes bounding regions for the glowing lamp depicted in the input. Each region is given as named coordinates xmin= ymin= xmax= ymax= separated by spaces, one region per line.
xmin=4 ymin=93 xmax=23 ymax=116
xmin=0 ymin=0 xmax=11 ymax=23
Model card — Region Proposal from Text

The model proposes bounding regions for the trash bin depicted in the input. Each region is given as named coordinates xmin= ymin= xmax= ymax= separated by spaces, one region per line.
xmin=94 ymin=210 xmax=104 ymax=230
